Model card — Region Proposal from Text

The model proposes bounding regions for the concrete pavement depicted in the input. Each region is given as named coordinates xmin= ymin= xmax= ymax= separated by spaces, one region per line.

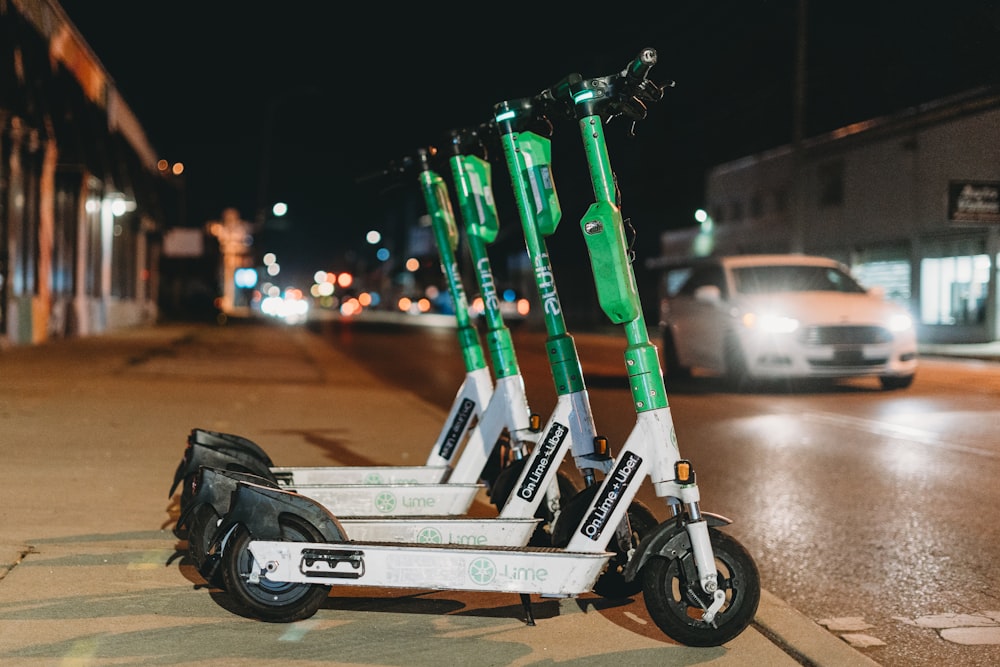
xmin=0 ymin=320 xmax=881 ymax=665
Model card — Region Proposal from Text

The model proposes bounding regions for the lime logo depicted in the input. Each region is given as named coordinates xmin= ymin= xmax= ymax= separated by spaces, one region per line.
xmin=416 ymin=527 xmax=443 ymax=543
xmin=374 ymin=492 xmax=396 ymax=513
xmin=363 ymin=472 xmax=383 ymax=484
xmin=468 ymin=557 xmax=497 ymax=585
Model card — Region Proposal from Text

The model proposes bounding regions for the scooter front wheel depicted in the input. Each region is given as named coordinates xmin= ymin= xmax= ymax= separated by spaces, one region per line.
xmin=221 ymin=516 xmax=333 ymax=623
xmin=642 ymin=528 xmax=760 ymax=647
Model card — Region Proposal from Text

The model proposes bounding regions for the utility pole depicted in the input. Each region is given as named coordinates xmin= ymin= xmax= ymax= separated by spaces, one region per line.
xmin=790 ymin=0 xmax=808 ymax=253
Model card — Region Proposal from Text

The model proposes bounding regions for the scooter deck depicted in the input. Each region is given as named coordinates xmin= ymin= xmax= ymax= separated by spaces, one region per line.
xmin=247 ymin=539 xmax=612 ymax=596
xmin=271 ymin=465 xmax=451 ymax=487
xmin=338 ymin=517 xmax=539 ymax=545
xmin=289 ymin=483 xmax=484 ymax=517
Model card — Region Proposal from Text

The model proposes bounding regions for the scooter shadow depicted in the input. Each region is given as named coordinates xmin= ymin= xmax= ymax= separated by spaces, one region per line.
xmin=172 ymin=550 xmax=676 ymax=642
xmin=324 ymin=589 xmax=541 ymax=620
xmin=319 ymin=589 xmax=664 ymax=641
xmin=162 ymin=545 xmax=267 ymax=618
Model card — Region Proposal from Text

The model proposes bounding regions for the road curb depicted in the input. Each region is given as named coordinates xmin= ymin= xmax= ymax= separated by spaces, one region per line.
xmin=755 ymin=589 xmax=881 ymax=666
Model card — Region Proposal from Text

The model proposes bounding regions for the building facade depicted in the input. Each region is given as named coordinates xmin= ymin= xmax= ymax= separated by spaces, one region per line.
xmin=1 ymin=0 xmax=166 ymax=347
xmin=655 ymin=86 xmax=1000 ymax=344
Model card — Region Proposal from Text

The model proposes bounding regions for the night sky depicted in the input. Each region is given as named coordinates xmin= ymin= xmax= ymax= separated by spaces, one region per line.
xmin=56 ymin=1 xmax=1000 ymax=283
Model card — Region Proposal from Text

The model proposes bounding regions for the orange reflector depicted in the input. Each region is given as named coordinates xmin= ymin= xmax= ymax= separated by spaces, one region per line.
xmin=593 ymin=436 xmax=609 ymax=457
xmin=675 ymin=460 xmax=692 ymax=484
xmin=529 ymin=414 xmax=541 ymax=431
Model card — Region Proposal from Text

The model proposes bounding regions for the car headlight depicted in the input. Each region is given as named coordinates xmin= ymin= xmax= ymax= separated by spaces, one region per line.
xmin=741 ymin=312 xmax=800 ymax=334
xmin=888 ymin=313 xmax=913 ymax=332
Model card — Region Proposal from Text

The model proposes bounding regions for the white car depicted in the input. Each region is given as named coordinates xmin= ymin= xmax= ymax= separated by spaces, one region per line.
xmin=658 ymin=254 xmax=918 ymax=390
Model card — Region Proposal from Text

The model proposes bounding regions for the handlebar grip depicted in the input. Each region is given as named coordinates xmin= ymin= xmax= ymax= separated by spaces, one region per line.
xmin=622 ymin=47 xmax=657 ymax=84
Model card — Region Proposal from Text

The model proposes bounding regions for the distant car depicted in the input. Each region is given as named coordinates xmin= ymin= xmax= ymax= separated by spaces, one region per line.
xmin=658 ymin=254 xmax=918 ymax=390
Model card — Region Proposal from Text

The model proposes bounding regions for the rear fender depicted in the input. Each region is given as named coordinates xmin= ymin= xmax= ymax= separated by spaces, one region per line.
xmin=174 ymin=467 xmax=278 ymax=539
xmin=180 ymin=469 xmax=281 ymax=578
xmin=202 ymin=482 xmax=346 ymax=584
xmin=549 ymin=483 xmax=598 ymax=548
xmin=169 ymin=443 xmax=275 ymax=498
xmin=188 ymin=428 xmax=274 ymax=466
xmin=622 ymin=512 xmax=732 ymax=582
xmin=211 ymin=481 xmax=346 ymax=547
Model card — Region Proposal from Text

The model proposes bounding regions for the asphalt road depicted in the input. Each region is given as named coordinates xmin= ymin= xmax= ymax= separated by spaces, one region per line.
xmin=310 ymin=315 xmax=1000 ymax=666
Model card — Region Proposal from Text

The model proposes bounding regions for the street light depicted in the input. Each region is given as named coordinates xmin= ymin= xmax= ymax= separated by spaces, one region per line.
xmin=255 ymin=86 xmax=323 ymax=228
xmin=693 ymin=208 xmax=715 ymax=257
xmin=157 ymin=159 xmax=186 ymax=227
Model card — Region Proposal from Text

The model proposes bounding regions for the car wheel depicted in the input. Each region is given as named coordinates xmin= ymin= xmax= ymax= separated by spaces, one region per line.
xmin=661 ymin=329 xmax=691 ymax=381
xmin=880 ymin=374 xmax=914 ymax=390
xmin=723 ymin=334 xmax=753 ymax=391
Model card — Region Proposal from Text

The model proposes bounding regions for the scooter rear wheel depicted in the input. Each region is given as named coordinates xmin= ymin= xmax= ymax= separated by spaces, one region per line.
xmin=489 ymin=460 xmax=579 ymax=547
xmin=549 ymin=485 xmax=658 ymax=598
xmin=221 ymin=516 xmax=333 ymax=623
xmin=642 ymin=528 xmax=760 ymax=647
xmin=591 ymin=500 xmax=658 ymax=599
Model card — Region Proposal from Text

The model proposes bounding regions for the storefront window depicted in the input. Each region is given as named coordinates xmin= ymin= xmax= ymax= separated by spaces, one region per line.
xmin=854 ymin=260 xmax=911 ymax=303
xmin=920 ymin=254 xmax=990 ymax=325
xmin=851 ymin=244 xmax=912 ymax=310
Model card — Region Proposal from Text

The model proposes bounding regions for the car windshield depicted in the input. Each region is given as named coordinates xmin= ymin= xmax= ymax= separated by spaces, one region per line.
xmin=732 ymin=265 xmax=866 ymax=295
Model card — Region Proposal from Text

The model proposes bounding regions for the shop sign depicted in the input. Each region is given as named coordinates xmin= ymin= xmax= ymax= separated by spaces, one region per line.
xmin=948 ymin=181 xmax=1000 ymax=224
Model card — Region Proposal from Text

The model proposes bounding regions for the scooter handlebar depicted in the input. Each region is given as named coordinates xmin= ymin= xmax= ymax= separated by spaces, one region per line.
xmin=616 ymin=48 xmax=667 ymax=116
xmin=359 ymin=122 xmax=496 ymax=186
xmin=354 ymin=155 xmax=416 ymax=184
xmin=533 ymin=48 xmax=669 ymax=124
xmin=536 ymin=72 xmax=584 ymax=119
xmin=446 ymin=122 xmax=495 ymax=159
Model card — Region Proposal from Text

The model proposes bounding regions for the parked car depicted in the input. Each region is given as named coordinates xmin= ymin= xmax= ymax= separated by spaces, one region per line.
xmin=658 ymin=254 xmax=918 ymax=390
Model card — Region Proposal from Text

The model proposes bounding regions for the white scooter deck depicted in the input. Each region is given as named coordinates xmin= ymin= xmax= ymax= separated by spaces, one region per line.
xmin=294 ymin=482 xmax=485 ymax=517
xmin=246 ymin=539 xmax=612 ymax=596
xmin=271 ymin=465 xmax=451 ymax=486
xmin=338 ymin=517 xmax=539 ymax=545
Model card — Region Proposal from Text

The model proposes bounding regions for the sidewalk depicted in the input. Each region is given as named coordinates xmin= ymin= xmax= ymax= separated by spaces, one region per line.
xmin=918 ymin=340 xmax=1000 ymax=363
xmin=0 ymin=320 xmax=879 ymax=666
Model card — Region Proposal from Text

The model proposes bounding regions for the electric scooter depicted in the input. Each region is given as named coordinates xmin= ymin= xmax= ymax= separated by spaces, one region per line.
xmin=199 ymin=50 xmax=760 ymax=646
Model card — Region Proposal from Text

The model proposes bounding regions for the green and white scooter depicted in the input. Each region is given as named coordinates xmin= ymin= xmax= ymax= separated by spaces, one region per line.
xmin=198 ymin=49 xmax=760 ymax=647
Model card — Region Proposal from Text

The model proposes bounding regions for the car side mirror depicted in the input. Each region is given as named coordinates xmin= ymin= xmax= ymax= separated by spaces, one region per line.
xmin=694 ymin=284 xmax=722 ymax=302
xmin=867 ymin=285 xmax=886 ymax=299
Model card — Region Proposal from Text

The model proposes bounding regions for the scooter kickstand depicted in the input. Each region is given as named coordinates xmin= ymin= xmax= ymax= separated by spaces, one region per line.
xmin=519 ymin=593 xmax=536 ymax=626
